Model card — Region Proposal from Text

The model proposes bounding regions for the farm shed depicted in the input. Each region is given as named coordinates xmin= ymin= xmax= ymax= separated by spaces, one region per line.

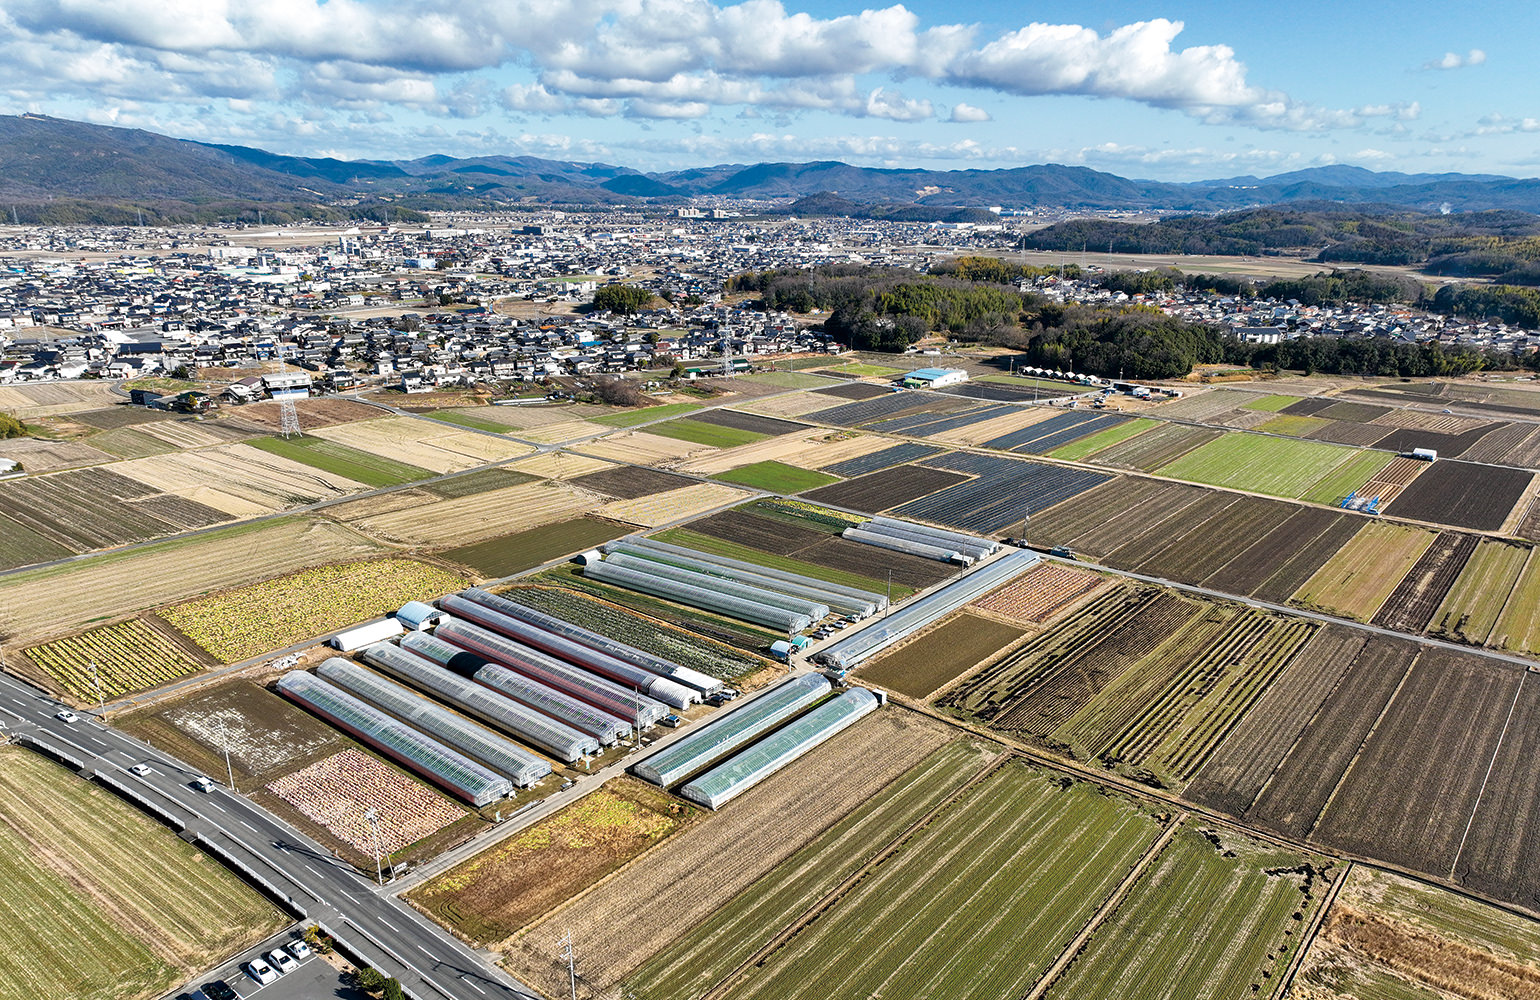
xmin=818 ymin=549 xmax=1041 ymax=670
xmin=582 ymin=558 xmax=813 ymax=635
xmin=901 ymin=368 xmax=969 ymax=389
xmin=331 ymin=618 xmax=406 ymax=652
xmin=679 ymin=686 xmax=882 ymax=809
xmin=461 ymin=587 xmax=723 ymax=694
xmin=359 ymin=641 xmax=602 ymax=762
xmin=316 ymin=658 xmax=551 ymax=787
xmin=633 ymin=673 xmax=832 ymax=787
xmin=434 ymin=616 xmax=668 ymax=727
xmin=606 ymin=539 xmax=883 ymax=618
xmin=442 ymin=592 xmax=698 ymax=709
xmin=842 ymin=526 xmax=970 ymax=565
xmin=396 ymin=601 xmax=444 ymax=630
xmin=868 ymin=516 xmax=999 ymax=560
xmin=275 ymin=669 xmax=513 ymax=807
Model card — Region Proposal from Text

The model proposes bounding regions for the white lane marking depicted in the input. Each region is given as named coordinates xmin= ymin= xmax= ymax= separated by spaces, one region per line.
xmin=303 ymin=863 xmax=324 ymax=878
xmin=240 ymin=820 xmax=259 ymax=834
xmin=51 ymin=734 xmax=93 ymax=756
xmin=461 ymin=977 xmax=487 ymax=994
xmin=377 ymin=917 xmax=399 ymax=932
xmin=417 ymin=944 xmax=434 ymax=958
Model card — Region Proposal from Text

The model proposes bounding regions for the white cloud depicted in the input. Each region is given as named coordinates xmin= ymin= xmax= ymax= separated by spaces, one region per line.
xmin=1424 ymin=48 xmax=1486 ymax=70
xmin=863 ymin=87 xmax=931 ymax=122
xmin=949 ymin=102 xmax=990 ymax=123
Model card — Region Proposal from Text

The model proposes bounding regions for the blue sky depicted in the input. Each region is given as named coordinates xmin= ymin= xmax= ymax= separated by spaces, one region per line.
xmin=1 ymin=0 xmax=1535 ymax=179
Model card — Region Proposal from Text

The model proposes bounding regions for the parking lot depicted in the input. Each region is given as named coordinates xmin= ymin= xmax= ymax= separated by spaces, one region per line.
xmin=167 ymin=928 xmax=368 ymax=1000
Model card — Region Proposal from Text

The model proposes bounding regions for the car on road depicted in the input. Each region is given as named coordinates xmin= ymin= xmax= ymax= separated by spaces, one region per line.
xmin=191 ymin=776 xmax=216 ymax=793
xmin=246 ymin=957 xmax=278 ymax=985
xmin=267 ymin=948 xmax=298 ymax=974
xmin=129 ymin=763 xmax=152 ymax=776
xmin=285 ymin=939 xmax=311 ymax=960
xmin=54 ymin=709 xmax=79 ymax=723
xmin=202 ymin=981 xmax=237 ymax=1000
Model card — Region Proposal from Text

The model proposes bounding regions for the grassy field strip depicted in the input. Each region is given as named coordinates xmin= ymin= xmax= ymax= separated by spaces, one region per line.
xmin=248 ymin=435 xmax=433 ymax=488
xmin=1157 ymin=433 xmax=1358 ymax=499
xmin=721 ymin=763 xmax=1165 ymax=1000
xmin=1046 ymin=418 xmax=1157 ymax=462
xmin=1293 ymin=523 xmax=1437 ymax=622
xmin=1428 ymin=539 xmax=1530 ymax=646
xmin=1243 ymin=394 xmax=1305 ymax=412
xmin=1277 ymin=859 xmax=1353 ymax=998
xmin=589 ymin=402 xmax=703 ymax=428
xmin=648 ymin=418 xmax=770 ymax=449
xmin=1298 ymin=450 xmax=1398 ymax=506
xmin=1489 ymin=545 xmax=1540 ymax=655
xmin=709 ymin=460 xmax=839 ymax=493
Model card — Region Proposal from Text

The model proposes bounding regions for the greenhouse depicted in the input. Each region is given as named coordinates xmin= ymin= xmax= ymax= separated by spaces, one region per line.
xmin=604 ymin=541 xmax=881 ymax=619
xmin=632 ymin=673 xmax=832 ymax=787
xmin=316 ymin=658 xmax=550 ymax=787
xmin=276 ymin=669 xmax=513 ymax=807
xmin=679 ymin=687 xmax=882 ymax=810
xmin=472 ymin=663 xmax=632 ymax=746
xmin=869 ymin=516 xmax=998 ymax=558
xmin=435 ymin=616 xmax=668 ymax=726
xmin=456 ymin=589 xmax=722 ymax=695
xmin=620 ymin=537 xmax=886 ymax=613
xmin=358 ymin=641 xmax=601 ymax=762
xmin=583 ymin=558 xmax=813 ymax=635
xmin=818 ymin=549 xmax=1040 ymax=670
xmin=399 ymin=630 xmax=490 ymax=676
xmin=441 ymin=594 xmax=697 ymax=709
xmin=603 ymin=552 xmax=831 ymax=620
xmin=841 ymin=526 xmax=971 ymax=565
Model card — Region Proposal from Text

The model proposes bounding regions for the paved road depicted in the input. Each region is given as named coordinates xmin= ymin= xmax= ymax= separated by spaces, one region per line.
xmin=0 ymin=672 xmax=538 ymax=1000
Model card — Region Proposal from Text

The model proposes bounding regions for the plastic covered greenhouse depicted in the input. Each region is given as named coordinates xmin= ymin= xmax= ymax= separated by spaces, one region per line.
xmin=358 ymin=641 xmax=600 ymax=762
xmin=456 ymin=589 xmax=721 ymax=695
xmin=611 ymin=538 xmax=884 ymax=617
xmin=434 ymin=616 xmax=668 ymax=726
xmin=632 ymin=673 xmax=831 ymax=787
xmin=441 ymin=594 xmax=697 ymax=708
xmin=840 ymin=526 xmax=970 ymax=565
xmin=583 ymin=558 xmax=813 ymax=635
xmin=276 ymin=669 xmax=513 ymax=806
xmin=817 ymin=549 xmax=1040 ymax=670
xmin=602 ymin=552 xmax=831 ymax=620
xmin=869 ymin=516 xmax=999 ymax=557
xmin=316 ymin=658 xmax=550 ymax=787
xmin=679 ymin=687 xmax=882 ymax=810
xmin=399 ymin=630 xmax=490 ymax=676
xmin=472 ymin=663 xmax=631 ymax=745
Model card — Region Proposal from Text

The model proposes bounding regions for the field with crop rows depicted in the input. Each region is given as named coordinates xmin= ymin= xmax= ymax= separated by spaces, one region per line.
xmin=0 ymin=514 xmax=72 ymax=571
xmin=710 ymin=460 xmax=839 ymax=493
xmin=690 ymin=409 xmax=810 ymax=437
xmin=0 ymin=517 xmax=386 ymax=644
xmin=0 ymin=434 xmax=114 ymax=471
xmin=0 ymin=466 xmax=223 ymax=552
xmin=721 ymin=762 xmax=1165 ymax=1000
xmin=310 ymin=416 xmax=534 ymax=473
xmin=341 ymin=479 xmax=597 ymax=546
xmin=1255 ymin=413 xmax=1332 ymax=437
xmin=1157 ymin=433 xmax=1357 ymax=498
xmin=857 ymin=612 xmax=1026 ymax=699
xmin=577 ymin=430 xmax=709 ymax=465
xmin=265 ymin=747 xmax=466 ymax=855
xmin=569 ymin=465 xmax=694 ymax=499
xmin=114 ymin=442 xmax=366 ymax=516
xmin=651 ymin=525 xmax=907 ymax=598
xmin=1293 ymin=523 xmax=1437 ymax=621
xmin=24 ymin=618 xmax=203 ymax=702
xmin=799 ymin=464 xmax=969 ymax=511
xmin=440 ymin=516 xmax=627 ymax=579
xmin=647 ymin=417 xmax=769 ymax=448
xmin=595 ymin=482 xmax=748 ymax=527
xmin=0 ymin=379 xmax=120 ymax=418
xmin=972 ymin=563 xmax=1105 ymax=623
xmin=0 ymin=747 xmax=285 ymax=1000
xmin=821 ymin=441 xmax=942 ymax=477
xmin=162 ymin=558 xmax=466 ymax=662
xmin=896 ymin=451 xmax=1112 ymax=534
xmin=501 ymin=711 xmax=954 ymax=998
xmin=1297 ymin=449 xmax=1398 ymax=505
xmin=1043 ymin=825 xmax=1331 ymax=1000
xmin=1385 ymin=460 xmax=1533 ymax=531
xmin=543 ymin=564 xmax=783 ymax=653
xmin=502 ymin=584 xmax=768 ymax=679
xmin=1090 ymin=422 xmax=1224 ymax=471
xmin=588 ymin=402 xmax=703 ymax=428
xmin=1370 ymin=531 xmax=1479 ymax=634
xmin=248 ymin=434 xmax=433 ymax=487
xmin=421 ymin=466 xmax=540 ymax=499
xmin=1047 ymin=416 xmax=1157 ymax=461
xmin=678 ymin=431 xmax=882 ymax=476
xmin=409 ymin=780 xmax=695 ymax=945
xmin=1424 ymin=538 xmax=1528 ymax=644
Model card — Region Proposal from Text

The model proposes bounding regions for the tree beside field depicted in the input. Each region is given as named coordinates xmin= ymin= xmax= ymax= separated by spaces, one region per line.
xmin=0 ymin=412 xmax=25 ymax=438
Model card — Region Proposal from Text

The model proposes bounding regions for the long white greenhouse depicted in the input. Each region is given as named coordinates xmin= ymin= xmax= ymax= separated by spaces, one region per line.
xmin=632 ymin=673 xmax=832 ymax=787
xmin=869 ymin=516 xmax=999 ymax=557
xmin=817 ymin=549 xmax=1040 ymax=670
xmin=583 ymin=558 xmax=813 ymax=635
xmin=358 ymin=641 xmax=601 ymax=762
xmin=603 ymin=541 xmax=879 ymax=619
xmin=617 ymin=537 xmax=886 ymax=616
xmin=602 ymin=552 xmax=832 ymax=620
xmin=840 ymin=526 xmax=971 ymax=565
xmin=679 ymin=687 xmax=883 ymax=810
xmin=316 ymin=658 xmax=551 ymax=787
xmin=276 ymin=669 xmax=513 ymax=807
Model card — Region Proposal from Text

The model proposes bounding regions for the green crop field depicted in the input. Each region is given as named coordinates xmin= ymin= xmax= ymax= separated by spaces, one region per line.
xmin=711 ymin=460 xmax=839 ymax=493
xmin=1294 ymin=522 xmax=1437 ymax=621
xmin=1256 ymin=413 xmax=1333 ymax=437
xmin=1044 ymin=825 xmax=1332 ymax=1000
xmin=823 ymin=362 xmax=903 ymax=377
xmin=1157 ymin=433 xmax=1357 ymax=498
xmin=716 ymin=761 xmax=1164 ymax=1000
xmin=0 ymin=515 xmax=72 ymax=572
xmin=439 ymin=516 xmax=625 ymax=578
xmin=1241 ymin=393 xmax=1304 ymax=412
xmin=428 ymin=409 xmax=519 ymax=433
xmin=249 ymin=434 xmax=432 ymax=487
xmin=647 ymin=418 xmax=769 ymax=448
xmin=651 ymin=526 xmax=910 ymax=598
xmin=739 ymin=371 xmax=836 ymax=389
xmin=1048 ymin=418 xmax=1157 ymax=462
xmin=0 ymin=748 xmax=284 ymax=1000
xmin=589 ymin=402 xmax=703 ymax=428
xmin=1297 ymin=449 xmax=1398 ymax=505
xmin=1430 ymin=538 xmax=1531 ymax=646
xmin=1493 ymin=546 xmax=1540 ymax=654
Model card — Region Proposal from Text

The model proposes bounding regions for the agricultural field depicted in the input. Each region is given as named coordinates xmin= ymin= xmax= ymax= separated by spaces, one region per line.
xmin=926 ymin=406 xmax=1054 ymax=448
xmin=499 ymin=710 xmax=956 ymax=999
xmin=502 ymin=584 xmax=769 ymax=680
xmin=426 ymin=409 xmax=519 ymax=433
xmin=24 ymin=618 xmax=204 ymax=702
xmin=1156 ymin=433 xmax=1357 ymax=498
xmin=718 ymin=762 xmax=1166 ymax=1000
xmin=221 ymin=397 xmax=383 ymax=432
xmin=248 ymin=434 xmax=433 ymax=487
xmin=811 ymin=382 xmax=891 ymax=400
xmin=1047 ymin=416 xmax=1157 ymax=461
xmin=595 ymin=482 xmax=748 ymax=527
xmin=0 ymin=517 xmax=386 ymax=644
xmin=735 ymin=370 xmax=834 ymax=389
xmin=1296 ymin=449 xmax=1398 ymax=505
xmin=440 ymin=516 xmax=627 ymax=579
xmin=161 ymin=558 xmax=466 ymax=663
xmin=420 ymin=466 xmax=540 ymax=499
xmin=0 ymin=747 xmax=286 ymax=1000
xmin=651 ymin=525 xmax=908 ymax=599
xmin=546 ymin=563 xmax=785 ymax=654
xmin=1241 ymin=393 xmax=1304 ymax=412
xmin=710 ymin=459 xmax=839 ymax=493
xmin=1370 ymin=531 xmax=1479 ymax=634
xmin=264 ymin=747 xmax=468 ymax=857
xmin=588 ymin=402 xmax=702 ymax=428
xmin=1424 ymin=538 xmax=1528 ymax=645
xmin=408 ymin=780 xmax=697 ymax=945
xmin=821 ymin=441 xmax=943 ymax=477
xmin=576 ymin=430 xmax=706 ymax=465
xmin=895 ymin=451 xmax=1112 ymax=534
xmin=1089 ymin=422 xmax=1224 ymax=471
xmin=856 ymin=612 xmax=1026 ymax=699
xmin=114 ymin=442 xmax=365 ymax=516
xmin=0 ymin=435 xmax=113 ymax=473
xmin=509 ymin=450 xmax=613 ymax=479
xmin=569 ymin=465 xmax=695 ymax=499
xmin=1385 ymin=460 xmax=1533 ymax=532
xmin=1491 ymin=547 xmax=1540 ymax=655
xmin=0 ymin=379 xmax=120 ymax=418
xmin=0 ymin=514 xmax=72 ymax=571
xmin=84 ymin=427 xmax=183 ymax=459
xmin=1255 ymin=413 xmax=1333 ymax=437
xmin=681 ymin=431 xmax=890 ymax=477
xmin=646 ymin=417 xmax=769 ymax=448
xmin=1042 ymin=825 xmax=1332 ymax=1000
xmin=122 ymin=679 xmax=346 ymax=782
xmin=1293 ymin=865 xmax=1540 ymax=1000
xmin=1293 ymin=523 xmax=1438 ymax=621
xmin=0 ymin=466 xmax=222 ymax=551
xmin=340 ymin=479 xmax=597 ymax=546
xmin=310 ymin=415 xmax=534 ymax=473
xmin=799 ymin=464 xmax=969 ymax=511
xmin=972 ymin=563 xmax=1106 ymax=623
xmin=688 ymin=408 xmax=810 ymax=437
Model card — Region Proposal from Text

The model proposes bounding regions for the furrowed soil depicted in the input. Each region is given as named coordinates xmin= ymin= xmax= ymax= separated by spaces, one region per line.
xmin=1371 ymin=531 xmax=1479 ymax=634
xmin=439 ymin=516 xmax=629 ymax=579
xmin=1386 ymin=460 xmax=1533 ymax=532
xmin=800 ymin=465 xmax=970 ymax=512
xmin=857 ymin=612 xmax=1027 ymax=699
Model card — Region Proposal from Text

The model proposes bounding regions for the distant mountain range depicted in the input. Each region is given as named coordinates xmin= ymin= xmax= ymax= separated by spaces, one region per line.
xmin=5 ymin=113 xmax=1540 ymax=219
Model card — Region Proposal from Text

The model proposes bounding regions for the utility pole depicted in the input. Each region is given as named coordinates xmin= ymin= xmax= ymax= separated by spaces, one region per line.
xmin=560 ymin=931 xmax=578 ymax=1000
xmin=224 ymin=743 xmax=237 ymax=792
xmin=89 ymin=660 xmax=105 ymax=716
xmin=885 ymin=570 xmax=892 ymax=616
xmin=364 ymin=807 xmax=384 ymax=886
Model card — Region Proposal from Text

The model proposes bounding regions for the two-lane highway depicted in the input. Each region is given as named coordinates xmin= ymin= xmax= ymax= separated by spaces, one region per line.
xmin=0 ymin=672 xmax=537 ymax=1000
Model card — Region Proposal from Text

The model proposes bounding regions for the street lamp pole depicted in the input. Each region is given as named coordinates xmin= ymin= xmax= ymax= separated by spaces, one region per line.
xmin=224 ymin=744 xmax=236 ymax=792
xmin=364 ymin=807 xmax=383 ymax=886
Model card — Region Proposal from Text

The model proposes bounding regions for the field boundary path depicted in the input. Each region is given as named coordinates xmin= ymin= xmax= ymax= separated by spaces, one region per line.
xmin=1021 ymin=812 xmax=1186 ymax=1000
xmin=698 ymin=748 xmax=1010 ymax=1000
xmin=1277 ymin=859 xmax=1352 ymax=998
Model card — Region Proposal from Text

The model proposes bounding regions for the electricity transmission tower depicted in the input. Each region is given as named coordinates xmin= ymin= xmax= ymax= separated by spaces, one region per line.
xmin=277 ymin=396 xmax=302 ymax=439
xmin=559 ymin=931 xmax=578 ymax=1000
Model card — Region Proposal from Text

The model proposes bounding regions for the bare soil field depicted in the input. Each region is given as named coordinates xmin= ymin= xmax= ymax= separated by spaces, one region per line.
xmin=569 ymin=465 xmax=696 ymax=499
xmin=1370 ymin=531 xmax=1479 ymax=633
xmin=430 ymin=404 xmax=579 ymax=430
xmin=1455 ymin=672 xmax=1540 ymax=908
xmin=680 ymin=431 xmax=889 ymax=476
xmin=0 ymin=436 xmax=112 ymax=472
xmin=1299 ymin=419 xmax=1394 ymax=447
xmin=1356 ymin=455 xmax=1427 ymax=504
xmin=1248 ymin=516 xmax=1368 ymax=604
xmin=1121 ymin=495 xmax=1296 ymax=585
xmin=500 ymin=709 xmax=953 ymax=999
xmin=857 ymin=612 xmax=1026 ymax=698
xmin=1021 ymin=478 xmax=1186 ymax=553
xmin=733 ymin=392 xmax=841 ymax=418
xmin=0 ymin=517 xmax=383 ymax=644
xmin=811 ymin=382 xmax=890 ymax=400
xmin=576 ymin=430 xmax=708 ymax=465
xmin=439 ymin=516 xmax=629 ymax=579
xmin=1386 ymin=460 xmax=1533 ymax=532
xmin=924 ymin=406 xmax=1055 ymax=448
xmin=1457 ymin=422 xmax=1540 ymax=466
xmin=800 ymin=465 xmax=970 ymax=512
xmin=1201 ymin=506 xmax=1353 ymax=596
xmin=1098 ymin=495 xmax=1244 ymax=570
xmin=70 ymin=404 xmax=178 ymax=430
xmin=311 ymin=416 xmax=534 ymax=472
xmin=509 ymin=450 xmax=613 ymax=479
xmin=0 ymin=466 xmax=203 ymax=552
xmin=973 ymin=564 xmax=1106 ymax=624
xmin=1374 ymin=425 xmax=1499 ymax=460
xmin=221 ymin=397 xmax=384 ymax=431
xmin=114 ymin=442 xmax=365 ymax=514
xmin=133 ymin=419 xmax=252 ymax=449
xmin=345 ymin=479 xmax=597 ymax=546
xmin=0 ymin=380 xmax=121 ymax=418
xmin=689 ymin=408 xmax=809 ymax=436
xmin=595 ymin=482 xmax=748 ymax=527
xmin=1368 ymin=408 xmax=1495 ymax=434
